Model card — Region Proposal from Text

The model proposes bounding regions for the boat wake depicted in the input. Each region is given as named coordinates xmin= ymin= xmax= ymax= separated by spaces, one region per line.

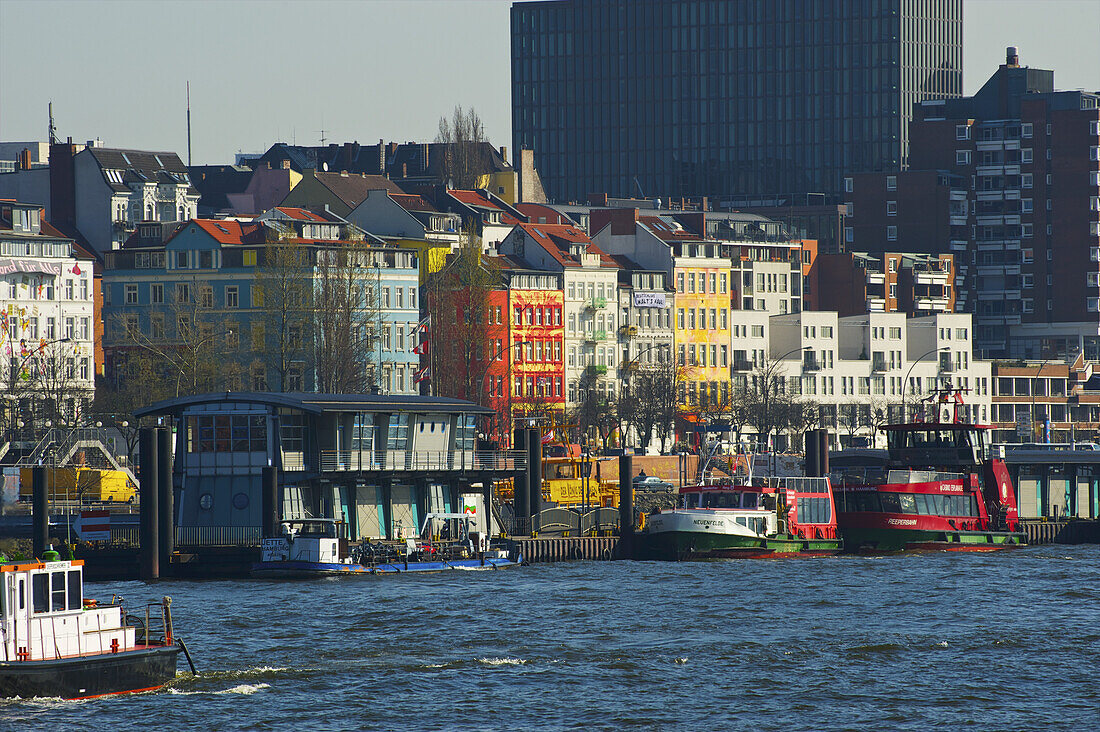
xmin=168 ymin=682 xmax=270 ymax=696
xmin=476 ymin=657 xmax=527 ymax=666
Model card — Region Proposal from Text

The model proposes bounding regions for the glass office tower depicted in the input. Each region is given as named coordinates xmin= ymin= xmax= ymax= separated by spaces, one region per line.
xmin=511 ymin=0 xmax=962 ymax=204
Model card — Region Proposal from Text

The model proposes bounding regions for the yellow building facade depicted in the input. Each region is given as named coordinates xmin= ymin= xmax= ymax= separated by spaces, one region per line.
xmin=674 ymin=257 xmax=733 ymax=410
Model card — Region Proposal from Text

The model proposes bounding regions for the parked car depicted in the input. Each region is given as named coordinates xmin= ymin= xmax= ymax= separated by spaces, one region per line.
xmin=633 ymin=475 xmax=674 ymax=492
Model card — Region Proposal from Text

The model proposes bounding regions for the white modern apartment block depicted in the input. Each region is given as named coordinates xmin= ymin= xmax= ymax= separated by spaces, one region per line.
xmin=763 ymin=311 xmax=991 ymax=446
xmin=0 ymin=201 xmax=97 ymax=426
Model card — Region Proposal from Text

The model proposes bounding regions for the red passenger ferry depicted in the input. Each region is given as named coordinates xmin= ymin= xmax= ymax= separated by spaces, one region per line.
xmin=832 ymin=390 xmax=1026 ymax=552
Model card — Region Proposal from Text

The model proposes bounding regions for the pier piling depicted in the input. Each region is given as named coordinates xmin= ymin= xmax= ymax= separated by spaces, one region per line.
xmin=618 ymin=454 xmax=634 ymax=559
xmin=262 ymin=466 xmax=280 ymax=538
xmin=31 ymin=466 xmax=48 ymax=558
xmin=156 ymin=427 xmax=174 ymax=577
xmin=139 ymin=427 xmax=160 ymax=581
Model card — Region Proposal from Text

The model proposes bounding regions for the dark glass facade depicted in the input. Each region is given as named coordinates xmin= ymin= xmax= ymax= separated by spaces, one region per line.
xmin=511 ymin=0 xmax=962 ymax=203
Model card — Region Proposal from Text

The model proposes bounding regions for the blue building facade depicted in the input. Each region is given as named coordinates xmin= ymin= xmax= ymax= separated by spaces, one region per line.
xmin=103 ymin=208 xmax=422 ymax=395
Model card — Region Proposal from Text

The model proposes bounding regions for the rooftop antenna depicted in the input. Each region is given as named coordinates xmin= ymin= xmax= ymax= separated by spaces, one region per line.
xmin=319 ymin=114 xmax=326 ymax=146
xmin=186 ymin=81 xmax=192 ymax=166
xmin=48 ymin=102 xmax=57 ymax=145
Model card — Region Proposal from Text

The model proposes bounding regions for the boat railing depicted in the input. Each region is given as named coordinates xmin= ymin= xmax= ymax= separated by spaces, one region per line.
xmin=317 ymin=449 xmax=527 ymax=473
xmin=125 ymin=597 xmax=174 ymax=646
xmin=830 ymin=468 xmax=966 ymax=486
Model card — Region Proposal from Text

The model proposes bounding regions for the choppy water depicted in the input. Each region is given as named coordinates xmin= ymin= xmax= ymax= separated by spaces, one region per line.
xmin=4 ymin=545 xmax=1099 ymax=731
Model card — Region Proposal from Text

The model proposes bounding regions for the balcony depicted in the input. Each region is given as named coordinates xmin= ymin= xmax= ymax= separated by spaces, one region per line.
xmin=584 ymin=297 xmax=607 ymax=310
xmin=731 ymin=359 xmax=753 ymax=372
xmin=802 ymin=359 xmax=821 ymax=372
xmin=914 ymin=271 xmax=949 ymax=286
xmin=584 ymin=329 xmax=608 ymax=343
xmin=619 ymin=361 xmax=640 ymax=373
xmin=939 ymin=361 xmax=956 ymax=373
xmin=872 ymin=358 xmax=888 ymax=372
xmin=586 ymin=364 xmax=609 ymax=377
xmin=866 ymin=272 xmax=886 ymax=285
xmin=866 ymin=297 xmax=886 ymax=312
xmin=311 ymin=449 xmax=528 ymax=473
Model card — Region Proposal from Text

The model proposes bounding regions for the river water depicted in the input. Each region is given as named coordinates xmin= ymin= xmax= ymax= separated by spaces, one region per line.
xmin=4 ymin=545 xmax=1099 ymax=731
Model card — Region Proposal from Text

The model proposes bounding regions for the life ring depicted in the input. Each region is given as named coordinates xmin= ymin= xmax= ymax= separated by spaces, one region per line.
xmin=83 ymin=598 xmax=98 ymax=608
xmin=601 ymin=548 xmax=612 ymax=561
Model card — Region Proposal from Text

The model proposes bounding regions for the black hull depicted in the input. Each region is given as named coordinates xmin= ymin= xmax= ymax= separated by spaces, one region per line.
xmin=0 ymin=645 xmax=179 ymax=699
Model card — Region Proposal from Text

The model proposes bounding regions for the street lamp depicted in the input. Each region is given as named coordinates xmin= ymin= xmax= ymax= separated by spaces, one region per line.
xmin=762 ymin=345 xmax=811 ymax=473
xmin=902 ymin=346 xmax=950 ymax=421
xmin=1030 ymin=356 xmax=1054 ymax=444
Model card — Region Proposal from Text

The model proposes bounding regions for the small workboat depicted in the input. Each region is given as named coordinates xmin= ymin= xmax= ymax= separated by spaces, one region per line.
xmin=0 ymin=554 xmax=183 ymax=699
xmin=251 ymin=516 xmax=521 ymax=578
xmin=832 ymin=389 xmax=1027 ymax=552
xmin=636 ymin=475 xmax=843 ymax=560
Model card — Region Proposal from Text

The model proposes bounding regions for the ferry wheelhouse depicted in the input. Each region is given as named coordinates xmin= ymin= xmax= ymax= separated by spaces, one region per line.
xmin=637 ymin=476 xmax=842 ymax=560
xmin=832 ymin=392 xmax=1026 ymax=552
xmin=0 ymin=557 xmax=180 ymax=699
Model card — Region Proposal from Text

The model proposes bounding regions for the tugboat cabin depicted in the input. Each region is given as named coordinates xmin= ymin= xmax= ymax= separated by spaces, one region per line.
xmin=1 ymin=559 xmax=136 ymax=662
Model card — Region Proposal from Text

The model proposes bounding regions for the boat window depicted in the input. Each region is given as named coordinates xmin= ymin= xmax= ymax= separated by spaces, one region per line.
xmin=879 ymin=493 xmax=902 ymax=513
xmin=67 ymin=570 xmax=82 ymax=610
xmin=742 ymin=493 xmax=758 ymax=509
xmin=51 ymin=571 xmax=66 ymax=611
xmin=32 ymin=573 xmax=48 ymax=614
xmin=898 ymin=494 xmax=918 ymax=514
xmin=735 ymin=517 xmax=747 ymax=527
xmin=914 ymin=494 xmax=931 ymax=515
xmin=18 ymin=578 xmax=24 ymax=610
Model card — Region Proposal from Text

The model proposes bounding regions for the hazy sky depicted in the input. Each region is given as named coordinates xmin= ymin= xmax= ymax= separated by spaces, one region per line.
xmin=1 ymin=0 xmax=1097 ymax=166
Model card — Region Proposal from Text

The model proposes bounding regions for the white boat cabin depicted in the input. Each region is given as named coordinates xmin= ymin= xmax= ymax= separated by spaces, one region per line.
xmin=1 ymin=559 xmax=137 ymax=662
xmin=261 ymin=519 xmax=348 ymax=564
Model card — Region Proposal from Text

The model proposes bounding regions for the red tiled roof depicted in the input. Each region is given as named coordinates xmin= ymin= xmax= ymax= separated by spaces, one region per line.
xmin=516 ymin=222 xmax=618 ymax=269
xmin=190 ymin=219 xmax=264 ymax=245
xmin=638 ymin=216 xmax=704 ymax=242
xmin=448 ymin=189 xmax=500 ymax=210
xmin=273 ymin=206 xmax=327 ymax=222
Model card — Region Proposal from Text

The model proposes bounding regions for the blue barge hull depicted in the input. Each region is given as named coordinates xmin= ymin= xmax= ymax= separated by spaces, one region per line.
xmin=251 ymin=556 xmax=521 ymax=578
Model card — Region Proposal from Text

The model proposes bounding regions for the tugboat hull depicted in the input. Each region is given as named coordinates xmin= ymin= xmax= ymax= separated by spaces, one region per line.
xmin=0 ymin=645 xmax=179 ymax=700
xmin=637 ymin=530 xmax=841 ymax=560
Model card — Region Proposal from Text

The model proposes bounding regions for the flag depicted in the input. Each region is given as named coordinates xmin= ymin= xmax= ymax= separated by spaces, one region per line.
xmin=412 ymin=339 xmax=429 ymax=356
xmin=414 ymin=365 xmax=431 ymax=383
xmin=540 ymin=429 xmax=554 ymax=444
xmin=410 ymin=315 xmax=431 ymax=338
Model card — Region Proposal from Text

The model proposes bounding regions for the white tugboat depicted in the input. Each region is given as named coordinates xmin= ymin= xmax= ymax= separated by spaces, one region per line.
xmin=0 ymin=553 xmax=184 ymax=699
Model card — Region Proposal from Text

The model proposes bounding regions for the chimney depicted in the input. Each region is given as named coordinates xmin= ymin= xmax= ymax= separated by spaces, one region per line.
xmin=18 ymin=148 xmax=32 ymax=171
xmin=402 ymin=163 xmax=408 ymax=178
xmin=1006 ymin=46 xmax=1019 ymax=67
xmin=420 ymin=143 xmax=429 ymax=173
xmin=499 ymin=146 xmax=508 ymax=164
xmin=378 ymin=139 xmax=385 ymax=175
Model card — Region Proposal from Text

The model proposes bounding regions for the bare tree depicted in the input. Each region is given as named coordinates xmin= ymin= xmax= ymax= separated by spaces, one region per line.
xmin=255 ymin=232 xmax=312 ymax=391
xmin=313 ymin=238 xmax=380 ymax=393
xmin=92 ymin=351 xmax=171 ymax=462
xmin=647 ymin=361 xmax=685 ymax=453
xmin=783 ymin=399 xmax=820 ymax=453
xmin=435 ymin=106 xmax=491 ymax=190
xmin=426 ymin=231 xmax=500 ymax=403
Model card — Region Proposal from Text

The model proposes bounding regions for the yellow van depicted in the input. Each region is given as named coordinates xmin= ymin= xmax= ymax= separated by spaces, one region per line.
xmin=19 ymin=467 xmax=137 ymax=503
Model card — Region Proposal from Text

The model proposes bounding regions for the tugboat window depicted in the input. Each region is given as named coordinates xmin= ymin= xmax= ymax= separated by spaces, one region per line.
xmin=51 ymin=572 xmax=66 ymax=611
xmin=67 ymin=570 xmax=81 ymax=610
xmin=31 ymin=573 xmax=48 ymax=613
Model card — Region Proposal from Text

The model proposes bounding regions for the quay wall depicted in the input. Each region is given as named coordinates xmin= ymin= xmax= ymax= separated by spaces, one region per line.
xmin=505 ymin=536 xmax=620 ymax=563
xmin=1019 ymin=519 xmax=1099 ymax=545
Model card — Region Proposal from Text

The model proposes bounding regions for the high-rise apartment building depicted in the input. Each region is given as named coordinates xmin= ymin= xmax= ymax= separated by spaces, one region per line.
xmin=846 ymin=49 xmax=1100 ymax=358
xmin=511 ymin=0 xmax=961 ymax=204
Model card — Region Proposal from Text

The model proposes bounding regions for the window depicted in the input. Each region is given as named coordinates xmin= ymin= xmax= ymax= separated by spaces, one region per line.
xmin=886 ymin=201 xmax=897 ymax=216
xmin=200 ymin=286 xmax=213 ymax=308
xmin=124 ymin=284 xmax=138 ymax=304
xmin=1021 ymin=123 xmax=1033 ymax=138
xmin=243 ymin=249 xmax=257 ymax=266
xmin=886 ymin=176 xmax=897 ymax=191
xmin=226 ymin=286 xmax=239 ymax=307
xmin=176 ymin=283 xmax=190 ymax=303
xmin=844 ymin=177 xmax=853 ymax=193
xmin=845 ymin=227 xmax=853 ymax=243
xmin=956 ymin=124 xmax=970 ymax=140
xmin=956 ymin=150 xmax=971 ymax=165
xmin=1021 ymin=148 xmax=1033 ymax=163
xmin=886 ymin=226 xmax=897 ymax=241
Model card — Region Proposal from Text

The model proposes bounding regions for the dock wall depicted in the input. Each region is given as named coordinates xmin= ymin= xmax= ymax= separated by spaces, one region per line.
xmin=1019 ymin=519 xmax=1100 ymax=545
xmin=505 ymin=536 xmax=620 ymax=563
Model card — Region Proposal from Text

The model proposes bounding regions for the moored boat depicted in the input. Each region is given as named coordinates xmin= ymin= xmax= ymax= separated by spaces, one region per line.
xmin=252 ymin=516 xmax=521 ymax=578
xmin=0 ymin=555 xmax=181 ymax=699
xmin=636 ymin=475 xmax=843 ymax=560
xmin=832 ymin=390 xmax=1026 ymax=552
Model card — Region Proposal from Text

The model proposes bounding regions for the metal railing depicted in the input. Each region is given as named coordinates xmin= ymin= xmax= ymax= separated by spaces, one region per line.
xmin=316 ymin=449 xmax=527 ymax=473
xmin=99 ymin=525 xmax=263 ymax=547
xmin=830 ymin=468 xmax=965 ymax=486
xmin=529 ymin=507 xmax=620 ymax=537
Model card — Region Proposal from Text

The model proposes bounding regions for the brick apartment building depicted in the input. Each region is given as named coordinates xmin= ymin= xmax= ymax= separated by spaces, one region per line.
xmin=816 ymin=251 xmax=955 ymax=317
xmin=845 ymin=48 xmax=1100 ymax=358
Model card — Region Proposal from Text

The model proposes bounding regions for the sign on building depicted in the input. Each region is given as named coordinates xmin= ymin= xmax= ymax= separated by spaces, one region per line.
xmin=632 ymin=292 xmax=666 ymax=308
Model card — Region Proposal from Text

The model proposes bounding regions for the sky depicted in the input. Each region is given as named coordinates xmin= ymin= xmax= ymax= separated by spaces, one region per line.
xmin=1 ymin=0 xmax=1097 ymax=167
